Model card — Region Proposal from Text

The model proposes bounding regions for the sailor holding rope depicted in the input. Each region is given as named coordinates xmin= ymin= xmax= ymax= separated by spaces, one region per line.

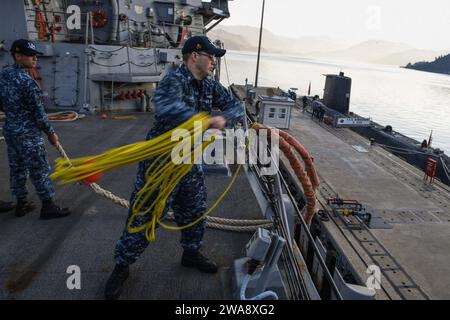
xmin=104 ymin=36 xmax=244 ymax=300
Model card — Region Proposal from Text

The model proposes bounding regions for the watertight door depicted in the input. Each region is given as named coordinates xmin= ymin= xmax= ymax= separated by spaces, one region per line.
xmin=54 ymin=55 xmax=79 ymax=108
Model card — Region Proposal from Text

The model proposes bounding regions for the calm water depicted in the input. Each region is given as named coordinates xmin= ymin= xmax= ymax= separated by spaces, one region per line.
xmin=221 ymin=51 xmax=450 ymax=154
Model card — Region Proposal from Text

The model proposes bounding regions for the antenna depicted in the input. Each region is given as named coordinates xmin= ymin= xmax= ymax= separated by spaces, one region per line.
xmin=254 ymin=0 xmax=265 ymax=88
xmin=428 ymin=130 xmax=433 ymax=148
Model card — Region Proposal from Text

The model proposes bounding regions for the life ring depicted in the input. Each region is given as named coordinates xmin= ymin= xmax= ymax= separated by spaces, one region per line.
xmin=91 ymin=10 xmax=108 ymax=28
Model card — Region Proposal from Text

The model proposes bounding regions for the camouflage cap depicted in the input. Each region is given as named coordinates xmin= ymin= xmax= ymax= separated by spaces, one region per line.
xmin=182 ymin=36 xmax=226 ymax=57
xmin=10 ymin=39 xmax=43 ymax=56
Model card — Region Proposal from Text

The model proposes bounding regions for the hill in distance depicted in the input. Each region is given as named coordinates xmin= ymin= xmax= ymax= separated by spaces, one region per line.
xmin=405 ymin=54 xmax=450 ymax=75
xmin=208 ymin=25 xmax=449 ymax=67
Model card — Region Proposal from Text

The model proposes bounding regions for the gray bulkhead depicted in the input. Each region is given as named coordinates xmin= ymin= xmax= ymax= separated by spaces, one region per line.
xmin=0 ymin=0 xmax=230 ymax=112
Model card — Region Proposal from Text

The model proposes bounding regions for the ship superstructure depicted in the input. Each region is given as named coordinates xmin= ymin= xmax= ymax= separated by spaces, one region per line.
xmin=0 ymin=0 xmax=230 ymax=112
xmin=2 ymin=1 xmax=449 ymax=302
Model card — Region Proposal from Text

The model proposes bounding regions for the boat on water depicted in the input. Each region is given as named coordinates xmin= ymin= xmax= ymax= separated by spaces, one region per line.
xmin=1 ymin=0 xmax=450 ymax=301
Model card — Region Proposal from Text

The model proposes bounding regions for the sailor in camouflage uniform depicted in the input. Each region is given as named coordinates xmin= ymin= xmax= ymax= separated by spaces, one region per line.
xmin=0 ymin=39 xmax=70 ymax=220
xmin=105 ymin=36 xmax=244 ymax=300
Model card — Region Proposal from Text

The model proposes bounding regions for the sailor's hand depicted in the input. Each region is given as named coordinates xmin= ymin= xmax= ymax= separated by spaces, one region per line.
xmin=48 ymin=132 xmax=59 ymax=146
xmin=209 ymin=116 xmax=226 ymax=130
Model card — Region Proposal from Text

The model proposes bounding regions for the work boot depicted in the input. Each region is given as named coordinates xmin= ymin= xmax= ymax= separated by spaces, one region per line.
xmin=104 ymin=264 xmax=130 ymax=300
xmin=40 ymin=200 xmax=70 ymax=220
xmin=181 ymin=251 xmax=218 ymax=274
xmin=0 ymin=200 xmax=15 ymax=214
xmin=15 ymin=199 xmax=35 ymax=217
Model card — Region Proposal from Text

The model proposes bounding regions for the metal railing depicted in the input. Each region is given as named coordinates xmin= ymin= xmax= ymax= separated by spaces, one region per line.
xmin=239 ymin=100 xmax=343 ymax=300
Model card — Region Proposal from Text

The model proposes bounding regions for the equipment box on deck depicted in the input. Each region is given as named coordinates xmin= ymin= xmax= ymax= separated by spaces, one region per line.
xmin=257 ymin=95 xmax=294 ymax=129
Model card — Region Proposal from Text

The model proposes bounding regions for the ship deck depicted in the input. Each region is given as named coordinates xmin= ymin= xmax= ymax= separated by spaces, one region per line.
xmin=233 ymin=84 xmax=450 ymax=300
xmin=0 ymin=113 xmax=263 ymax=299
xmin=2 ymin=89 xmax=450 ymax=300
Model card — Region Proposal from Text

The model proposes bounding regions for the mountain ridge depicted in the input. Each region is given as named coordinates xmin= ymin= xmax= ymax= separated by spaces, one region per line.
xmin=208 ymin=25 xmax=449 ymax=66
xmin=405 ymin=54 xmax=450 ymax=74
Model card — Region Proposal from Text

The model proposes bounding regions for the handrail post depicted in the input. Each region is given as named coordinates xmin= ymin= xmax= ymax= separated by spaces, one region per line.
xmin=127 ymin=18 xmax=132 ymax=77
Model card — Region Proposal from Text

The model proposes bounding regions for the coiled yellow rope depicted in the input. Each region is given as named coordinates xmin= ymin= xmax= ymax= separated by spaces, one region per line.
xmin=51 ymin=112 xmax=209 ymax=184
xmin=51 ymin=112 xmax=243 ymax=241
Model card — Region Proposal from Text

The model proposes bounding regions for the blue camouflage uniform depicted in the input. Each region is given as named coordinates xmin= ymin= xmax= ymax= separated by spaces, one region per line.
xmin=114 ymin=64 xmax=244 ymax=266
xmin=0 ymin=64 xmax=55 ymax=201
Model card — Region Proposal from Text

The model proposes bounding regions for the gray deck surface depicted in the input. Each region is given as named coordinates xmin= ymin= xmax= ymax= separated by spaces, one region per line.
xmin=0 ymin=113 xmax=262 ymax=300
xmin=287 ymin=106 xmax=450 ymax=299
xmin=232 ymin=84 xmax=450 ymax=299
xmin=3 ymin=92 xmax=450 ymax=300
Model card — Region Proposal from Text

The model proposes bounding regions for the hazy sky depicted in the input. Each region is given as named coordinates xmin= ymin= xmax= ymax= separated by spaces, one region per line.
xmin=221 ymin=0 xmax=450 ymax=50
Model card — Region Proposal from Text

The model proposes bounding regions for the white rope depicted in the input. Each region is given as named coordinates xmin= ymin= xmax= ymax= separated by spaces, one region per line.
xmin=88 ymin=182 xmax=131 ymax=208
xmin=55 ymin=142 xmax=132 ymax=209
xmin=54 ymin=142 xmax=272 ymax=232
xmin=206 ymin=222 xmax=272 ymax=232
xmin=208 ymin=216 xmax=271 ymax=225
